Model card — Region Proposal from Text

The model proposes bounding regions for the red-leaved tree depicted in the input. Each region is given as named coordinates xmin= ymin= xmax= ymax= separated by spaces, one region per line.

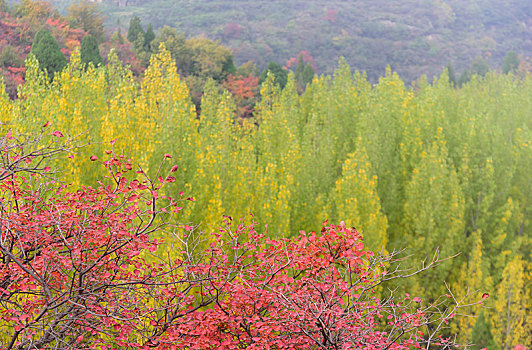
xmin=0 ymin=127 xmax=485 ymax=349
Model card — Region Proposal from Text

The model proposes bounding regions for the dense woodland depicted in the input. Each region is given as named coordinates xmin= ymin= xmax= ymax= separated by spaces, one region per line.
xmin=0 ymin=0 xmax=530 ymax=349
xmin=1 ymin=46 xmax=531 ymax=349
xmin=42 ymin=0 xmax=532 ymax=82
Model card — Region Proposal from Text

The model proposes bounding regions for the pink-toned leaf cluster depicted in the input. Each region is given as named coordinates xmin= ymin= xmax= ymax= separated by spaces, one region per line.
xmin=148 ymin=220 xmax=469 ymax=349
xmin=285 ymin=50 xmax=318 ymax=71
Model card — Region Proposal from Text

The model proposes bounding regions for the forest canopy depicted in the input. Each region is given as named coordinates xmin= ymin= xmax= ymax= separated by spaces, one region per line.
xmin=1 ymin=46 xmax=530 ymax=348
xmin=0 ymin=0 xmax=530 ymax=348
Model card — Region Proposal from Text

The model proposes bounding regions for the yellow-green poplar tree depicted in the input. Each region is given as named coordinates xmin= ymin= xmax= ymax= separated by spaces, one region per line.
xmin=491 ymin=256 xmax=530 ymax=350
xmin=253 ymin=73 xmax=299 ymax=235
xmin=452 ymin=230 xmax=491 ymax=344
xmin=330 ymin=143 xmax=388 ymax=251
xmin=53 ymin=49 xmax=108 ymax=185
xmin=185 ymin=80 xmax=231 ymax=230
xmin=403 ymin=130 xmax=465 ymax=297
xmin=362 ymin=68 xmax=407 ymax=244
xmin=101 ymin=49 xmax=139 ymax=160
xmin=138 ymin=44 xmax=197 ymax=175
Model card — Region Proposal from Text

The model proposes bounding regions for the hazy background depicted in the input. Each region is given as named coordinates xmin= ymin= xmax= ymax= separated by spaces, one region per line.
xmin=42 ymin=0 xmax=532 ymax=82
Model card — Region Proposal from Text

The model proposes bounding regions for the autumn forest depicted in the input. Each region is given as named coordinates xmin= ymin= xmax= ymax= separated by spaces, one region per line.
xmin=0 ymin=0 xmax=530 ymax=349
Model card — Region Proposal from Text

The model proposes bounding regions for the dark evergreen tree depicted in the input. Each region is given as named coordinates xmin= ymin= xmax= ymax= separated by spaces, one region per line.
xmin=0 ymin=45 xmax=23 ymax=67
xmin=144 ymin=23 xmax=155 ymax=52
xmin=293 ymin=54 xmax=315 ymax=92
xmin=221 ymin=55 xmax=236 ymax=78
xmin=32 ymin=29 xmax=48 ymax=49
xmin=458 ymin=69 xmax=472 ymax=87
xmin=446 ymin=63 xmax=457 ymax=87
xmin=127 ymin=16 xmax=144 ymax=44
xmin=259 ymin=62 xmax=288 ymax=89
xmin=30 ymin=29 xmax=67 ymax=80
xmin=114 ymin=18 xmax=125 ymax=44
xmin=502 ymin=51 xmax=519 ymax=74
xmin=295 ymin=55 xmax=305 ymax=85
xmin=80 ymin=34 xmax=103 ymax=67
xmin=301 ymin=63 xmax=314 ymax=86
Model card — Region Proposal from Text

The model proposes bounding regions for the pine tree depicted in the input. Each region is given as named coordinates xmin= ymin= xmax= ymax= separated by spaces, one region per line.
xmin=144 ymin=23 xmax=155 ymax=52
xmin=302 ymin=63 xmax=314 ymax=87
xmin=259 ymin=62 xmax=288 ymax=89
xmin=295 ymin=54 xmax=305 ymax=91
xmin=127 ymin=16 xmax=144 ymax=45
xmin=470 ymin=56 xmax=490 ymax=77
xmin=502 ymin=51 xmax=519 ymax=74
xmin=32 ymin=29 xmax=47 ymax=49
xmin=294 ymin=55 xmax=315 ymax=93
xmin=80 ymin=34 xmax=103 ymax=68
xmin=30 ymin=29 xmax=66 ymax=80
xmin=446 ymin=63 xmax=457 ymax=87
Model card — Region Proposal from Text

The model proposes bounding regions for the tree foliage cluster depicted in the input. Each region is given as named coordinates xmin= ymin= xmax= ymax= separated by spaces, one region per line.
xmin=133 ymin=22 xmax=239 ymax=108
xmin=0 ymin=0 xmax=113 ymax=96
xmin=1 ymin=0 xmax=266 ymax=116
xmin=1 ymin=42 xmax=530 ymax=349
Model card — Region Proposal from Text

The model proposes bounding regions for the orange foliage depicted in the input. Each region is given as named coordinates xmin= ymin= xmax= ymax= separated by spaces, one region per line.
xmin=224 ymin=73 xmax=258 ymax=99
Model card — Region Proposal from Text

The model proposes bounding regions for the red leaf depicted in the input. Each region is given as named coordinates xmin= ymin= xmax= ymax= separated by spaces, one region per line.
xmin=482 ymin=293 xmax=489 ymax=300
xmin=164 ymin=153 xmax=172 ymax=158
xmin=43 ymin=121 xmax=51 ymax=128
xmin=51 ymin=131 xmax=64 ymax=137
xmin=171 ymin=165 xmax=179 ymax=172
xmin=90 ymin=155 xmax=98 ymax=161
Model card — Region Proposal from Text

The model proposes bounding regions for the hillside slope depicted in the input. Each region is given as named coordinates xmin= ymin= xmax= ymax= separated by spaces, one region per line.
xmin=7 ymin=0 xmax=531 ymax=82
xmin=42 ymin=0 xmax=532 ymax=82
